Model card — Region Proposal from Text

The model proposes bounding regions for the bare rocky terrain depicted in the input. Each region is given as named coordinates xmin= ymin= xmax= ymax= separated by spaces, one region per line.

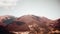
xmin=0 ymin=15 xmax=60 ymax=34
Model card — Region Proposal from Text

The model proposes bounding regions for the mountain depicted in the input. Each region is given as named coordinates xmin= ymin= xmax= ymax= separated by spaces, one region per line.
xmin=0 ymin=15 xmax=60 ymax=33
xmin=0 ymin=15 xmax=30 ymax=32
xmin=17 ymin=15 xmax=53 ymax=27
xmin=16 ymin=15 xmax=54 ymax=34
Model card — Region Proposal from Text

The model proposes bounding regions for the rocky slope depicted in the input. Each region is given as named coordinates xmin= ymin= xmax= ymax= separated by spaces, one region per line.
xmin=0 ymin=15 xmax=60 ymax=34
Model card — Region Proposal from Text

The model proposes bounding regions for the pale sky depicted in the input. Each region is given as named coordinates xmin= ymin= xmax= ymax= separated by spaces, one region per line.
xmin=0 ymin=0 xmax=60 ymax=19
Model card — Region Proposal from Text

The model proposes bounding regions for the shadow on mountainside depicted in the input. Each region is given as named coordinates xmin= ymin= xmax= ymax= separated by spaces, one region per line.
xmin=0 ymin=25 xmax=15 ymax=34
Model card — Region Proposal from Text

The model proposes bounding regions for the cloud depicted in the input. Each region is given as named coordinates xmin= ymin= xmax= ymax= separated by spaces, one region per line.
xmin=0 ymin=0 xmax=18 ymax=10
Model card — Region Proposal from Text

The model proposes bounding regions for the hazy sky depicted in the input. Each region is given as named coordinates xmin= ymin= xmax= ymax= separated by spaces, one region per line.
xmin=0 ymin=0 xmax=60 ymax=19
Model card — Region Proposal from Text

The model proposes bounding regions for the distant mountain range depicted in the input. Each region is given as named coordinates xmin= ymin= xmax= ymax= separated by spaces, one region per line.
xmin=0 ymin=15 xmax=60 ymax=32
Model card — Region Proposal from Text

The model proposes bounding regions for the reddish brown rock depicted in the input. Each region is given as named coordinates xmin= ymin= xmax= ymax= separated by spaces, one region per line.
xmin=0 ymin=15 xmax=60 ymax=33
xmin=16 ymin=15 xmax=54 ymax=34
xmin=0 ymin=15 xmax=30 ymax=32
xmin=53 ymin=18 xmax=60 ymax=30
xmin=6 ymin=21 xmax=30 ymax=32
